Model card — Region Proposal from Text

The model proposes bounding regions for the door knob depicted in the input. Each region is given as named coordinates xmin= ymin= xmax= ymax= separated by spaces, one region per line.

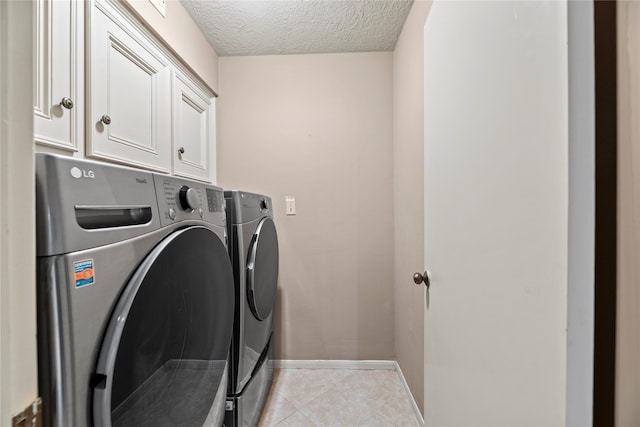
xmin=60 ymin=97 xmax=74 ymax=109
xmin=100 ymin=114 xmax=111 ymax=125
xmin=413 ymin=270 xmax=430 ymax=288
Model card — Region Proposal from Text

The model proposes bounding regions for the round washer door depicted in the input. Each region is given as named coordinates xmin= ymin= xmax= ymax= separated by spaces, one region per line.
xmin=246 ymin=217 xmax=279 ymax=321
xmin=93 ymin=226 xmax=234 ymax=427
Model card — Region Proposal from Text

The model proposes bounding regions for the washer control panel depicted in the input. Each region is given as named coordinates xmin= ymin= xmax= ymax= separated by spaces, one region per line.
xmin=153 ymin=175 xmax=226 ymax=227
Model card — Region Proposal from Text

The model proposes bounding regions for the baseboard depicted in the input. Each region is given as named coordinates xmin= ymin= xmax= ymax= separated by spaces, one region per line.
xmin=394 ymin=361 xmax=424 ymax=426
xmin=274 ymin=360 xmax=424 ymax=426
xmin=273 ymin=359 xmax=396 ymax=370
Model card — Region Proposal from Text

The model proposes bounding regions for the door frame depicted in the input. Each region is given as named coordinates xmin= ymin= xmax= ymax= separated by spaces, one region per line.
xmin=567 ymin=1 xmax=597 ymax=426
xmin=592 ymin=1 xmax=617 ymax=425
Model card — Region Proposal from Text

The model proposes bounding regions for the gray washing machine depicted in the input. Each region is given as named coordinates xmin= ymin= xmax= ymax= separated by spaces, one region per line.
xmin=36 ymin=154 xmax=234 ymax=427
xmin=224 ymin=191 xmax=279 ymax=427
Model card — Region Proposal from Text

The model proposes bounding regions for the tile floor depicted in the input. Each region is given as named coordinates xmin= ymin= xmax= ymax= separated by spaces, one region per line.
xmin=258 ymin=368 xmax=420 ymax=427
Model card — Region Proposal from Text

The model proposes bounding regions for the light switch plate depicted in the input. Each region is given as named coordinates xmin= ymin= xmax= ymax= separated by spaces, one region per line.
xmin=149 ymin=0 xmax=166 ymax=17
xmin=285 ymin=196 xmax=296 ymax=215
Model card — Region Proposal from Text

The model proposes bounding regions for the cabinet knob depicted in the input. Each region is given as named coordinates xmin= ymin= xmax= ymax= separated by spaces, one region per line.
xmin=178 ymin=147 xmax=185 ymax=160
xmin=100 ymin=115 xmax=111 ymax=125
xmin=60 ymin=97 xmax=74 ymax=109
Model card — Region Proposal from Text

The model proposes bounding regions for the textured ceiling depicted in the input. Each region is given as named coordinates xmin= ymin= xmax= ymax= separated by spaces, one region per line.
xmin=180 ymin=0 xmax=414 ymax=56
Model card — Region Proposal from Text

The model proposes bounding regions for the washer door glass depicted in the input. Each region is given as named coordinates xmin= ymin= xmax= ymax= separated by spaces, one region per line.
xmin=246 ymin=217 xmax=279 ymax=321
xmin=93 ymin=226 xmax=234 ymax=427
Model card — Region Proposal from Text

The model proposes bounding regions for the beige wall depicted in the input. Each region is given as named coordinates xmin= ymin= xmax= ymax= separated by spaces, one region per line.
xmin=123 ymin=0 xmax=219 ymax=91
xmin=617 ymin=2 xmax=640 ymax=425
xmin=217 ymin=52 xmax=395 ymax=360
xmin=392 ymin=0 xmax=431 ymax=415
xmin=0 ymin=0 xmax=37 ymax=422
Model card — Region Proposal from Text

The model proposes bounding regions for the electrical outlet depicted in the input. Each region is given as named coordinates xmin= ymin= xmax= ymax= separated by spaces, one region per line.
xmin=285 ymin=196 xmax=296 ymax=215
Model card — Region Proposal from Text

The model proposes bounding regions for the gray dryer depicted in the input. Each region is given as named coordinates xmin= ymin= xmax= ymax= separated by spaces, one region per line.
xmin=224 ymin=191 xmax=279 ymax=427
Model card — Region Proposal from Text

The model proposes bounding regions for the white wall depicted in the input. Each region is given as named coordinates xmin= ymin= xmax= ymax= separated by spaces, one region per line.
xmin=0 ymin=0 xmax=37 ymax=423
xmin=217 ymin=52 xmax=395 ymax=360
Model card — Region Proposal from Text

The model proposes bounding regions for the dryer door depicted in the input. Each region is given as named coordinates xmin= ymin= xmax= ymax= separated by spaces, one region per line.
xmin=93 ymin=226 xmax=234 ymax=427
xmin=246 ymin=217 xmax=279 ymax=321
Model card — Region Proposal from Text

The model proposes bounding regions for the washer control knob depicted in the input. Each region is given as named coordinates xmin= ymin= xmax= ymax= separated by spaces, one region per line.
xmin=179 ymin=186 xmax=199 ymax=212
xmin=168 ymin=208 xmax=177 ymax=220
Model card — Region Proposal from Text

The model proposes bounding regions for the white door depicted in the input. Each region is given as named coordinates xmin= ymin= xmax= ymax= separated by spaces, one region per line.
xmin=423 ymin=1 xmax=569 ymax=425
xmin=33 ymin=0 xmax=83 ymax=152
xmin=172 ymin=71 xmax=213 ymax=182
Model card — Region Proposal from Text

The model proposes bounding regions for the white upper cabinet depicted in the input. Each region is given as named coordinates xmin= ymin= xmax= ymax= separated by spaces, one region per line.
xmin=33 ymin=0 xmax=216 ymax=180
xmin=34 ymin=0 xmax=83 ymax=152
xmin=87 ymin=0 xmax=172 ymax=173
xmin=172 ymin=72 xmax=215 ymax=182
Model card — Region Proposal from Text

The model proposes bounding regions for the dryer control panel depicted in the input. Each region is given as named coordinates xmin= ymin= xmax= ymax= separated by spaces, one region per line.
xmin=153 ymin=175 xmax=226 ymax=228
xmin=224 ymin=190 xmax=274 ymax=224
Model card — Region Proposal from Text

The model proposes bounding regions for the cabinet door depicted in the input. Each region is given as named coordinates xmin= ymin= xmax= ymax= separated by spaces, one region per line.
xmin=88 ymin=1 xmax=171 ymax=172
xmin=172 ymin=72 xmax=214 ymax=182
xmin=34 ymin=0 xmax=83 ymax=152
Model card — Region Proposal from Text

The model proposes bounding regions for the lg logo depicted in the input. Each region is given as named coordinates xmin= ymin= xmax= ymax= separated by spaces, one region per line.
xmin=70 ymin=167 xmax=95 ymax=179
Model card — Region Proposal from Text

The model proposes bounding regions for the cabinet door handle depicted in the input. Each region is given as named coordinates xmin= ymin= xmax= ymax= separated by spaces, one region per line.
xmin=60 ymin=97 xmax=74 ymax=109
xmin=100 ymin=114 xmax=111 ymax=125
xmin=178 ymin=147 xmax=185 ymax=160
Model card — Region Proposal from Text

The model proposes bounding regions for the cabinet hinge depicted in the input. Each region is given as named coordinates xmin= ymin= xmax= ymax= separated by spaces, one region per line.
xmin=11 ymin=397 xmax=42 ymax=427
